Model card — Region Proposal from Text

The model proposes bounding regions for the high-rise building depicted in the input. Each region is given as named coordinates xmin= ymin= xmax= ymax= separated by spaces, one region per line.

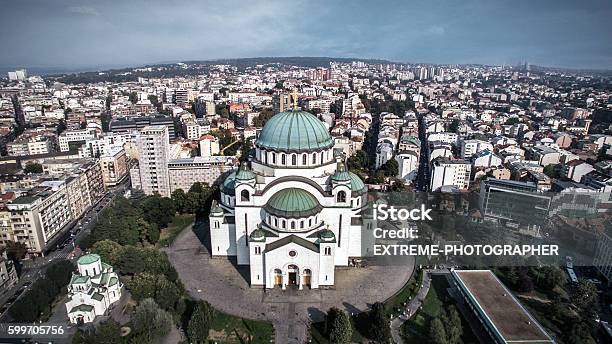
xmin=7 ymin=69 xmax=27 ymax=81
xmin=272 ymin=93 xmax=290 ymax=113
xmin=136 ymin=126 xmax=170 ymax=197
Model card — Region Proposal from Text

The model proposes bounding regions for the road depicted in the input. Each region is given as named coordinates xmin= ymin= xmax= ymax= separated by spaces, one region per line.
xmin=0 ymin=179 xmax=130 ymax=321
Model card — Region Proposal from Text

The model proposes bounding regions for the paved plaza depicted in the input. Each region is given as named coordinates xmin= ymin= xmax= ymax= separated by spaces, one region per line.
xmin=164 ymin=225 xmax=414 ymax=344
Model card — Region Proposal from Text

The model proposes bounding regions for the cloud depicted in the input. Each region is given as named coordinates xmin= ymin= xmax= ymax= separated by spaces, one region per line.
xmin=67 ymin=6 xmax=98 ymax=16
xmin=426 ymin=25 xmax=446 ymax=35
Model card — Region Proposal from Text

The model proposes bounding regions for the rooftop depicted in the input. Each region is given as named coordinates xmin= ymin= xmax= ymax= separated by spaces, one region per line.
xmin=453 ymin=270 xmax=554 ymax=344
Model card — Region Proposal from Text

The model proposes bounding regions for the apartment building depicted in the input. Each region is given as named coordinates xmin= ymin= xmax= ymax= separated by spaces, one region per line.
xmin=135 ymin=126 xmax=171 ymax=197
xmin=430 ymin=158 xmax=471 ymax=191
xmin=99 ymin=147 xmax=129 ymax=187
xmin=167 ymin=156 xmax=236 ymax=193
xmin=59 ymin=129 xmax=98 ymax=152
xmin=0 ymin=250 xmax=18 ymax=294
xmin=1 ymin=160 xmax=105 ymax=255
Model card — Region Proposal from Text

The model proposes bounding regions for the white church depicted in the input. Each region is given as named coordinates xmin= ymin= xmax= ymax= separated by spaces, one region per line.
xmin=65 ymin=254 xmax=123 ymax=324
xmin=209 ymin=106 xmax=374 ymax=289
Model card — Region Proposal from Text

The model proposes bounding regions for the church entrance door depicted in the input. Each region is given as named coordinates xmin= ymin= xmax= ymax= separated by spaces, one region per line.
xmin=287 ymin=264 xmax=298 ymax=287
xmin=288 ymin=272 xmax=297 ymax=285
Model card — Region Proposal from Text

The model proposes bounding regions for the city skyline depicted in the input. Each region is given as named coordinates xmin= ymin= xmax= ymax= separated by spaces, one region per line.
xmin=1 ymin=0 xmax=612 ymax=71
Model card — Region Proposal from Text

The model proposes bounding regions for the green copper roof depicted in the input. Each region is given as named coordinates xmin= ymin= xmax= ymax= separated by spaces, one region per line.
xmin=400 ymin=135 xmax=421 ymax=148
xmin=331 ymin=163 xmax=351 ymax=182
xmin=69 ymin=304 xmax=95 ymax=313
xmin=78 ymin=254 xmax=100 ymax=265
xmin=222 ymin=171 xmax=237 ymax=195
xmin=256 ymin=111 xmax=333 ymax=152
xmin=349 ymin=172 xmax=367 ymax=194
xmin=249 ymin=227 xmax=266 ymax=242
xmin=236 ymin=162 xmax=256 ymax=180
xmin=264 ymin=188 xmax=323 ymax=218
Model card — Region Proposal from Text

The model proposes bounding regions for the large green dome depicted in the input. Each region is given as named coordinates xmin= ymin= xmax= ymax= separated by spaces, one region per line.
xmin=264 ymin=188 xmax=322 ymax=218
xmin=256 ymin=111 xmax=333 ymax=152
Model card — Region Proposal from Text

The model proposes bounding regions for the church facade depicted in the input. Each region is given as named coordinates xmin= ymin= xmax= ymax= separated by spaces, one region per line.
xmin=209 ymin=109 xmax=373 ymax=289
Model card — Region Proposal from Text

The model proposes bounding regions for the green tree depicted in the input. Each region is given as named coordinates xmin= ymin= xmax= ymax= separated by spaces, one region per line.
xmin=326 ymin=307 xmax=352 ymax=344
xmin=572 ymin=279 xmax=597 ymax=310
xmin=23 ymin=162 xmax=43 ymax=173
xmin=368 ymin=302 xmax=391 ymax=343
xmin=379 ymin=159 xmax=399 ymax=177
xmin=90 ymin=240 xmax=124 ymax=266
xmin=94 ymin=319 xmax=122 ymax=344
xmin=566 ymin=322 xmax=595 ymax=344
xmin=171 ymin=189 xmax=187 ymax=213
xmin=132 ymin=298 xmax=173 ymax=342
xmin=188 ymin=301 xmax=214 ymax=343
xmin=129 ymin=92 xmax=138 ymax=104
xmin=155 ymin=276 xmax=182 ymax=310
xmin=347 ymin=150 xmax=369 ymax=171
xmin=429 ymin=318 xmax=448 ymax=344
xmin=129 ymin=273 xmax=158 ymax=301
xmin=5 ymin=241 xmax=28 ymax=261
xmin=442 ymin=306 xmax=462 ymax=344
xmin=535 ymin=266 xmax=567 ymax=291
xmin=543 ymin=164 xmax=559 ymax=179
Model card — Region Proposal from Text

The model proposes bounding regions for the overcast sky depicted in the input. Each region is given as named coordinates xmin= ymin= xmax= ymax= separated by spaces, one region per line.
xmin=1 ymin=0 xmax=611 ymax=70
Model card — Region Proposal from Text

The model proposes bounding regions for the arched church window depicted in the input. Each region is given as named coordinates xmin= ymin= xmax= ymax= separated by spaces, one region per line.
xmin=292 ymin=154 xmax=297 ymax=165
xmin=281 ymin=154 xmax=286 ymax=165
xmin=272 ymin=152 xmax=276 ymax=164
xmin=324 ymin=247 xmax=331 ymax=255
xmin=312 ymin=154 xmax=316 ymax=164
xmin=337 ymin=191 xmax=346 ymax=203
xmin=320 ymin=152 xmax=324 ymax=163
xmin=241 ymin=190 xmax=250 ymax=202
xmin=302 ymin=154 xmax=307 ymax=165
xmin=254 ymin=246 xmax=261 ymax=255
xmin=291 ymin=221 xmax=296 ymax=230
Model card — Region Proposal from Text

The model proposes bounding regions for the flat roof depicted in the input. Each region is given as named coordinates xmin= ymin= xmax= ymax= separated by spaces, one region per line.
xmin=453 ymin=270 xmax=554 ymax=344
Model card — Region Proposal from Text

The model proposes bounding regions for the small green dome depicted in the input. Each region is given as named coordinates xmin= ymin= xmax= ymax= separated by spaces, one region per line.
xmin=349 ymin=172 xmax=367 ymax=194
xmin=256 ymin=111 xmax=333 ymax=152
xmin=319 ymin=229 xmax=335 ymax=240
xmin=78 ymin=254 xmax=100 ymax=265
xmin=222 ymin=171 xmax=237 ymax=195
xmin=264 ymin=188 xmax=322 ymax=218
xmin=236 ymin=162 xmax=256 ymax=180
xmin=331 ymin=163 xmax=351 ymax=182
xmin=250 ymin=227 xmax=266 ymax=242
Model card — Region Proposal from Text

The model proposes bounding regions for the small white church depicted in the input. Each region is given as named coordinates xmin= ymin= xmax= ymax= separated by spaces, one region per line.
xmin=65 ymin=254 xmax=123 ymax=324
xmin=210 ymin=106 xmax=374 ymax=289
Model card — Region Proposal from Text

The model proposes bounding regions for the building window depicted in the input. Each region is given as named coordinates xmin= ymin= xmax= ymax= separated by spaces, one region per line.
xmin=241 ymin=190 xmax=250 ymax=202
xmin=292 ymin=154 xmax=297 ymax=165
xmin=312 ymin=154 xmax=316 ymax=164
xmin=255 ymin=246 xmax=261 ymax=255
xmin=291 ymin=221 xmax=296 ymax=230
xmin=281 ymin=219 xmax=286 ymax=228
xmin=272 ymin=153 xmax=276 ymax=164
xmin=281 ymin=154 xmax=286 ymax=165
xmin=320 ymin=152 xmax=324 ymax=163
xmin=325 ymin=247 xmax=331 ymax=255
xmin=300 ymin=220 xmax=304 ymax=228
xmin=302 ymin=154 xmax=307 ymax=165
xmin=337 ymin=191 xmax=346 ymax=202
xmin=289 ymin=250 xmax=297 ymax=257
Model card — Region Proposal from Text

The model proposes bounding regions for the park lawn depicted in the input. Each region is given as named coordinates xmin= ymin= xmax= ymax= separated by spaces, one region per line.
xmin=209 ymin=311 xmax=274 ymax=344
xmin=157 ymin=214 xmax=196 ymax=247
xmin=401 ymin=275 xmax=478 ymax=343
